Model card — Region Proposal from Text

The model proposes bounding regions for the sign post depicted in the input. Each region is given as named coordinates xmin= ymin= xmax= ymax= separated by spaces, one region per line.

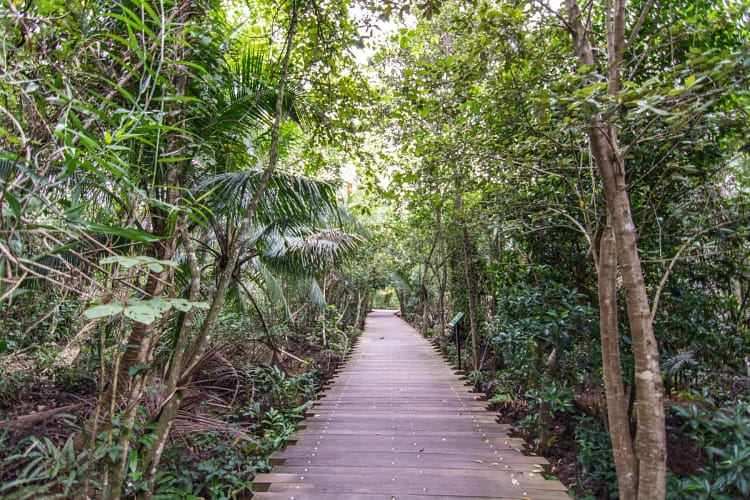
xmin=448 ymin=312 xmax=465 ymax=370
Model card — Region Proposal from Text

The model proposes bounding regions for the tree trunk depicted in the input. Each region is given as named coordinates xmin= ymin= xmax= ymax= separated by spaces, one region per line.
xmin=435 ymin=206 xmax=447 ymax=341
xmin=456 ymin=192 xmax=479 ymax=370
xmin=565 ymin=1 xmax=666 ymax=497
xmin=355 ymin=288 xmax=366 ymax=330
xmin=141 ymin=218 xmax=202 ymax=496
xmin=397 ymin=289 xmax=408 ymax=318
xmin=598 ymin=220 xmax=637 ymax=499
xmin=108 ymin=136 xmax=181 ymax=500
xmin=593 ymin=124 xmax=666 ymax=499
xmin=537 ymin=348 xmax=558 ymax=455
xmin=420 ymin=281 xmax=430 ymax=335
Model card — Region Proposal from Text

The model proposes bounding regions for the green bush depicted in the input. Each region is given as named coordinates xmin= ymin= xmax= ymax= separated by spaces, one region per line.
xmin=669 ymin=400 xmax=750 ymax=499
xmin=573 ymin=415 xmax=618 ymax=497
xmin=156 ymin=431 xmax=255 ymax=499
xmin=0 ymin=435 xmax=89 ymax=499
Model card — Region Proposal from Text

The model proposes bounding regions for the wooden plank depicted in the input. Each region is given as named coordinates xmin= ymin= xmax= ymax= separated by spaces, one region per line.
xmin=256 ymin=310 xmax=568 ymax=499
xmin=269 ymin=451 xmax=549 ymax=468
xmin=255 ymin=493 xmax=564 ymax=500
xmin=269 ymin=449 xmax=546 ymax=466
xmin=255 ymin=471 xmax=568 ymax=497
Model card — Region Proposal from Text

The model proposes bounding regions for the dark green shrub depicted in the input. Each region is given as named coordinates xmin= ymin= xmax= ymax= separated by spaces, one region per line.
xmin=156 ymin=431 xmax=255 ymax=499
xmin=669 ymin=400 xmax=750 ymax=499
xmin=573 ymin=415 xmax=617 ymax=498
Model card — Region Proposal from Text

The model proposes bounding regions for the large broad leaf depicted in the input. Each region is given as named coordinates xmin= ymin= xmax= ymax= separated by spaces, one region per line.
xmin=171 ymin=298 xmax=209 ymax=312
xmin=122 ymin=298 xmax=172 ymax=324
xmin=85 ymin=297 xmax=207 ymax=324
xmin=84 ymin=302 xmax=126 ymax=319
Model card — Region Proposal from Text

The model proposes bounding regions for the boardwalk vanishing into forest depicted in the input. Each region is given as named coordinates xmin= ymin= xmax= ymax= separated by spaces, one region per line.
xmin=253 ymin=310 xmax=569 ymax=499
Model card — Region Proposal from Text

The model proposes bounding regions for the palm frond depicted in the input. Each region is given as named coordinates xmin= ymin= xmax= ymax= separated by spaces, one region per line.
xmin=170 ymin=411 xmax=253 ymax=442
xmin=0 ymin=155 xmax=21 ymax=181
xmin=306 ymin=277 xmax=326 ymax=309
xmin=189 ymin=47 xmax=316 ymax=160
xmin=193 ymin=170 xmax=338 ymax=226
xmin=243 ymin=257 xmax=289 ymax=318
xmin=262 ymin=229 xmax=363 ymax=273
xmin=664 ymin=350 xmax=698 ymax=376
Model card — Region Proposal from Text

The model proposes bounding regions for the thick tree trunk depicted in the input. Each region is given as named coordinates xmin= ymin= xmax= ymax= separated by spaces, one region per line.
xmin=565 ymin=1 xmax=666 ymax=497
xmin=397 ymin=289 xmax=408 ymax=319
xmin=598 ymin=220 xmax=638 ymax=499
xmin=537 ymin=348 xmax=557 ymax=455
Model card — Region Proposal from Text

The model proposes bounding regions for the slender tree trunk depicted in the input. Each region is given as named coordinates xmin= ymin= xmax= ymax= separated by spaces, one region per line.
xmin=108 ymin=142 xmax=181 ymax=500
xmin=593 ymin=123 xmax=666 ymax=499
xmin=419 ymin=231 xmax=439 ymax=335
xmin=455 ymin=192 xmax=479 ymax=370
xmin=435 ymin=206 xmax=447 ymax=341
xmin=355 ymin=288 xmax=364 ymax=330
xmin=179 ymin=0 xmax=301 ymax=377
xmin=141 ymin=218 xmax=202 ymax=496
xmin=565 ymin=1 xmax=666 ymax=497
xmin=599 ymin=220 xmax=638 ymax=499
xmin=420 ymin=280 xmax=430 ymax=335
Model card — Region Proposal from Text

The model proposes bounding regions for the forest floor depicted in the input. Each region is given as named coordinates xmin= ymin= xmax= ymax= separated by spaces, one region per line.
xmin=0 ymin=332 xmax=352 ymax=492
xmin=497 ymin=392 xmax=706 ymax=498
xmin=0 ymin=338 xmax=711 ymax=499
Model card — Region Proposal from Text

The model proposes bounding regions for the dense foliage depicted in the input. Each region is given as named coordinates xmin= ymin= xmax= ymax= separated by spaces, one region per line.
xmin=1 ymin=0 xmax=749 ymax=497
xmin=0 ymin=0 xmax=371 ymax=497
xmin=363 ymin=0 xmax=750 ymax=497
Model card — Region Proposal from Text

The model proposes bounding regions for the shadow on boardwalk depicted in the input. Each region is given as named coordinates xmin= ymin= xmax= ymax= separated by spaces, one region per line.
xmin=254 ymin=310 xmax=569 ymax=499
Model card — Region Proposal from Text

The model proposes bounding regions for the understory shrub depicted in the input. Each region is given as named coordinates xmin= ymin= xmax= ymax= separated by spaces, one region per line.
xmin=156 ymin=431 xmax=256 ymax=499
xmin=668 ymin=400 xmax=750 ymax=499
xmin=573 ymin=415 xmax=617 ymax=499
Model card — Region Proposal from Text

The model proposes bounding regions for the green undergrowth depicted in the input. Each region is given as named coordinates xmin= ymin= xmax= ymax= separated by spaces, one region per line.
xmin=0 ymin=315 xmax=360 ymax=499
xmin=420 ymin=284 xmax=750 ymax=499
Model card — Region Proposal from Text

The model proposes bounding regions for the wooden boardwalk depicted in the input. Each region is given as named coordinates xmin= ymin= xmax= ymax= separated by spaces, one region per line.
xmin=253 ymin=310 xmax=569 ymax=499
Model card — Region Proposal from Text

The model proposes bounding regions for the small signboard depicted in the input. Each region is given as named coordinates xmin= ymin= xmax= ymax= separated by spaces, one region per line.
xmin=448 ymin=312 xmax=465 ymax=328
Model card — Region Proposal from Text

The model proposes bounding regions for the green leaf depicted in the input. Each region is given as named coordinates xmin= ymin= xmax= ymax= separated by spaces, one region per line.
xmin=170 ymin=298 xmax=192 ymax=312
xmin=101 ymin=256 xmax=144 ymax=268
xmin=129 ymin=451 xmax=139 ymax=473
xmin=87 ymin=223 xmax=160 ymax=243
xmin=123 ymin=304 xmax=159 ymax=324
xmin=100 ymin=256 xmax=177 ymax=270
xmin=147 ymin=262 xmax=164 ymax=272
xmin=128 ymin=364 xmax=150 ymax=378
xmin=84 ymin=303 xmax=125 ymax=319
xmin=4 ymin=192 xmax=21 ymax=220
xmin=123 ymin=298 xmax=170 ymax=324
